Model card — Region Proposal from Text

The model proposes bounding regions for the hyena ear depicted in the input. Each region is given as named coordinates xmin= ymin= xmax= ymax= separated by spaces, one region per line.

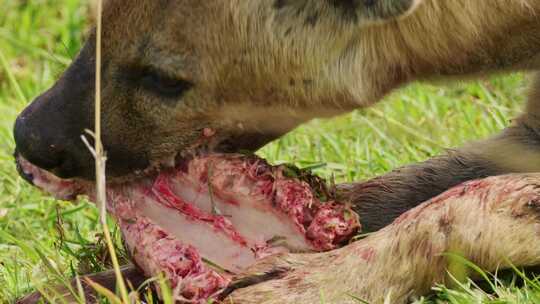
xmin=332 ymin=0 xmax=423 ymax=24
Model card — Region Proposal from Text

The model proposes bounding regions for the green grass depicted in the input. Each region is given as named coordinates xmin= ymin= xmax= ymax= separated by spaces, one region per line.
xmin=0 ymin=1 xmax=538 ymax=303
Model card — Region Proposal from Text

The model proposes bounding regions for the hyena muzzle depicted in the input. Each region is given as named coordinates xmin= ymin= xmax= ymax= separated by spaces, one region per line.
xmin=12 ymin=0 xmax=540 ymax=303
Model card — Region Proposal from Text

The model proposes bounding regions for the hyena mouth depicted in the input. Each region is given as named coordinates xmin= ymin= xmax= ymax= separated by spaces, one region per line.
xmin=16 ymin=153 xmax=360 ymax=303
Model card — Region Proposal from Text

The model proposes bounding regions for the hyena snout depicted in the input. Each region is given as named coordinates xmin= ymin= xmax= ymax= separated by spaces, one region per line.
xmin=14 ymin=45 xmax=96 ymax=180
xmin=14 ymin=81 xmax=95 ymax=180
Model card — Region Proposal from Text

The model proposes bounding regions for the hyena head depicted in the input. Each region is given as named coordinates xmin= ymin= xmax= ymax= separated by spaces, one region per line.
xmin=13 ymin=0 xmax=421 ymax=180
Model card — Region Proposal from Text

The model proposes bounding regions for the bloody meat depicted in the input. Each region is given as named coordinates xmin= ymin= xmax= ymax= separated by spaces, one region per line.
xmin=18 ymin=154 xmax=360 ymax=303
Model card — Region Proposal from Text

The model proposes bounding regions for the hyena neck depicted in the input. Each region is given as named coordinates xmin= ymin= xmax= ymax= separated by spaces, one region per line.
xmin=329 ymin=0 xmax=540 ymax=108
xmin=229 ymin=0 xmax=540 ymax=115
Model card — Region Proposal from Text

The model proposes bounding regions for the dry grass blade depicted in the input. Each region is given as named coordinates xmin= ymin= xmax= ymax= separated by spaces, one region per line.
xmin=88 ymin=0 xmax=130 ymax=302
xmin=85 ymin=278 xmax=122 ymax=304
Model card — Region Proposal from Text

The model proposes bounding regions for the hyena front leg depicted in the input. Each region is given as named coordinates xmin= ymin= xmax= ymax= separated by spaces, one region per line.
xmin=341 ymin=150 xmax=501 ymax=232
xmin=342 ymin=74 xmax=540 ymax=232
xmin=227 ymin=174 xmax=540 ymax=304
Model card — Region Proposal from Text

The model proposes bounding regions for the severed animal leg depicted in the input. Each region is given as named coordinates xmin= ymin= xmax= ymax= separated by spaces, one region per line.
xmin=227 ymin=174 xmax=540 ymax=304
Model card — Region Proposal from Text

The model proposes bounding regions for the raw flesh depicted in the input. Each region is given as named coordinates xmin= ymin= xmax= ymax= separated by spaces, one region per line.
xmin=18 ymin=154 xmax=360 ymax=303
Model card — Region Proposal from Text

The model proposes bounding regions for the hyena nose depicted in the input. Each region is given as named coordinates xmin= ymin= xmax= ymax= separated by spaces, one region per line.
xmin=13 ymin=101 xmax=89 ymax=179
xmin=14 ymin=115 xmax=65 ymax=170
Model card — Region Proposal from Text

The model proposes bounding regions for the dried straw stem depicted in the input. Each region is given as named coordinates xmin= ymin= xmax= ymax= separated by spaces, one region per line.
xmin=92 ymin=0 xmax=130 ymax=302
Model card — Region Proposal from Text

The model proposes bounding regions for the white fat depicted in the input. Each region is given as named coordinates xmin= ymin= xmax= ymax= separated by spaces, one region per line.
xmin=170 ymin=177 xmax=314 ymax=252
xmin=130 ymin=189 xmax=257 ymax=273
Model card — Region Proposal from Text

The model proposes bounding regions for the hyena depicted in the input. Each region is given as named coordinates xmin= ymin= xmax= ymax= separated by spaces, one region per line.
xmin=12 ymin=0 xmax=540 ymax=303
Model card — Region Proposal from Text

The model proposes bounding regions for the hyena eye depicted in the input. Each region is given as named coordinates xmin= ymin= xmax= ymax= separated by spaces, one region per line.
xmin=139 ymin=68 xmax=193 ymax=99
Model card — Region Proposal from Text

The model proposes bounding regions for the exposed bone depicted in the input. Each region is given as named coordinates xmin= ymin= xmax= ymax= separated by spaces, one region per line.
xmin=119 ymin=209 xmax=231 ymax=301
